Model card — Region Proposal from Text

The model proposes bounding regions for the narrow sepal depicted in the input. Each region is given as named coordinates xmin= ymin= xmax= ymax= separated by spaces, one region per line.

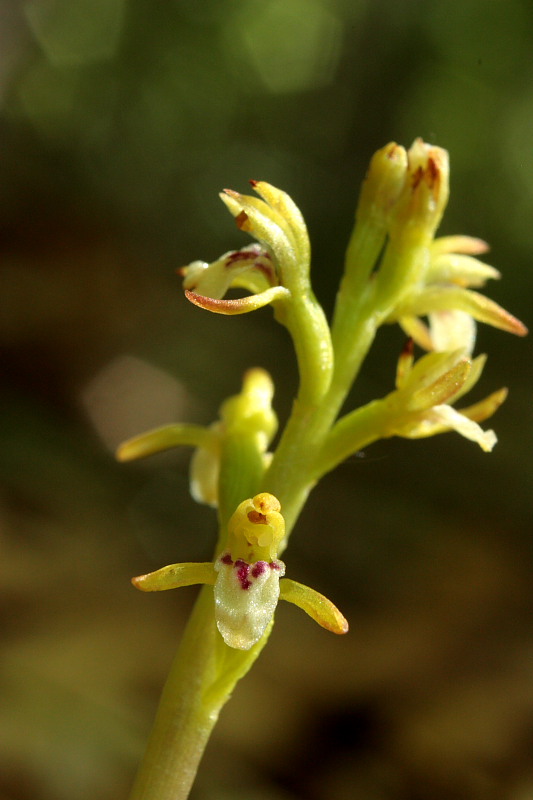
xmin=393 ymin=287 xmax=528 ymax=337
xmin=132 ymin=562 xmax=216 ymax=592
xmin=393 ymin=404 xmax=498 ymax=452
xmin=279 ymin=578 xmax=349 ymax=635
xmin=185 ymin=285 xmax=290 ymax=315
xmin=431 ymin=235 xmax=489 ymax=256
xmin=457 ymin=387 xmax=508 ymax=423
xmin=427 ymin=253 xmax=500 ymax=287
xmin=401 ymin=349 xmax=469 ymax=397
xmin=117 ymin=424 xmax=216 ymax=462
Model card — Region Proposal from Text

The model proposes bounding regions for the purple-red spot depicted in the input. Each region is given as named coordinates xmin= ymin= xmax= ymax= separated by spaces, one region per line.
xmin=235 ymin=559 xmax=251 ymax=590
xmin=401 ymin=337 xmax=414 ymax=358
xmin=252 ymin=562 xmax=267 ymax=578
xmin=221 ymin=553 xmax=233 ymax=565
xmin=269 ymin=561 xmax=281 ymax=571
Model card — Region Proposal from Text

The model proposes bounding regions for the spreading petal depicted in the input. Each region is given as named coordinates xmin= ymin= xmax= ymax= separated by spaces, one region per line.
xmin=116 ymin=423 xmax=216 ymax=462
xmin=426 ymin=253 xmax=500 ymax=288
xmin=279 ymin=578 xmax=349 ymax=635
xmin=407 ymin=404 xmax=498 ymax=452
xmin=185 ymin=285 xmax=290 ymax=315
xmin=132 ymin=562 xmax=216 ymax=591
xmin=431 ymin=235 xmax=489 ymax=256
xmin=392 ymin=286 xmax=527 ymax=337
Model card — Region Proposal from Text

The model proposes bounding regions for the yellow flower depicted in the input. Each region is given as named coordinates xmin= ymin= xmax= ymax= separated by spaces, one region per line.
xmin=117 ymin=368 xmax=277 ymax=508
xmin=181 ymin=180 xmax=334 ymax=403
xmin=131 ymin=493 xmax=348 ymax=650
xmin=180 ymin=180 xmax=311 ymax=316
xmin=388 ymin=340 xmax=504 ymax=452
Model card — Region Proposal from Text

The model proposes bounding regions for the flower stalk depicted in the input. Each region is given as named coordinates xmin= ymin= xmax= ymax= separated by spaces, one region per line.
xmin=120 ymin=139 xmax=527 ymax=800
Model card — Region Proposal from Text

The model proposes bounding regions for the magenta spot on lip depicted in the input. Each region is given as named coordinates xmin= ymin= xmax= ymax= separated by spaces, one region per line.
xmin=269 ymin=561 xmax=281 ymax=570
xmin=220 ymin=553 xmax=233 ymax=565
xmin=251 ymin=561 xmax=267 ymax=578
xmin=234 ymin=559 xmax=251 ymax=590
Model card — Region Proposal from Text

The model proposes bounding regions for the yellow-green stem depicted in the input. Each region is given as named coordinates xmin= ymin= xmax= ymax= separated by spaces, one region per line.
xmin=128 ymin=586 xmax=270 ymax=800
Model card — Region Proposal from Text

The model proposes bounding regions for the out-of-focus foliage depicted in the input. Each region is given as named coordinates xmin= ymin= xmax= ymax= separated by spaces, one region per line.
xmin=1 ymin=1 xmax=532 ymax=799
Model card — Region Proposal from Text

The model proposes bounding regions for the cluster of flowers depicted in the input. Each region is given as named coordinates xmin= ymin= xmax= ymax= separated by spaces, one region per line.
xmin=118 ymin=140 xmax=526 ymax=650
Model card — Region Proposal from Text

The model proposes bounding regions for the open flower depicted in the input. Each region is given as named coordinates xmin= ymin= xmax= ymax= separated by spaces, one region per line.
xmin=387 ymin=339 xmax=504 ymax=452
xmin=181 ymin=180 xmax=334 ymax=403
xmin=182 ymin=242 xmax=291 ymax=316
xmin=117 ymin=368 xmax=277 ymax=508
xmin=180 ymin=180 xmax=311 ymax=316
xmin=131 ymin=493 xmax=348 ymax=650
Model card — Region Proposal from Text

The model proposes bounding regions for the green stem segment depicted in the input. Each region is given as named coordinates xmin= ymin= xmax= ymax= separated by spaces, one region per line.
xmin=129 ymin=588 xmax=270 ymax=800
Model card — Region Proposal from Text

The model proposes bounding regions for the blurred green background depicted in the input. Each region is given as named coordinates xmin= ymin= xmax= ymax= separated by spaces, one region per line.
xmin=1 ymin=1 xmax=532 ymax=798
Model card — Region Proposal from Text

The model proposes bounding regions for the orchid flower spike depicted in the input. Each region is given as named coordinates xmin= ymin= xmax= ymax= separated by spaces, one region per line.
xmin=132 ymin=493 xmax=348 ymax=650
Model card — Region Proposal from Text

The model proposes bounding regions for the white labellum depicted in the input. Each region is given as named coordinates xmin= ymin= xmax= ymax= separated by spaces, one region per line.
xmin=214 ymin=553 xmax=286 ymax=650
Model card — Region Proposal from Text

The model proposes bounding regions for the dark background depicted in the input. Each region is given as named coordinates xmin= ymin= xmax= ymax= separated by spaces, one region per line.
xmin=1 ymin=1 xmax=532 ymax=798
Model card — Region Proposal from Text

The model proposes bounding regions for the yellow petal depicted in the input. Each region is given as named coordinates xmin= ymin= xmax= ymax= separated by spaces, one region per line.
xmin=431 ymin=235 xmax=489 ymax=256
xmin=403 ymin=404 xmax=497 ymax=452
xmin=116 ymin=424 xmax=216 ymax=462
xmin=457 ymin=387 xmax=508 ymax=424
xmin=185 ymin=285 xmax=290 ymax=315
xmin=279 ymin=578 xmax=349 ymax=635
xmin=427 ymin=253 xmax=500 ymax=287
xmin=132 ymin=562 xmax=216 ymax=591
xmin=396 ymin=287 xmax=528 ymax=336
